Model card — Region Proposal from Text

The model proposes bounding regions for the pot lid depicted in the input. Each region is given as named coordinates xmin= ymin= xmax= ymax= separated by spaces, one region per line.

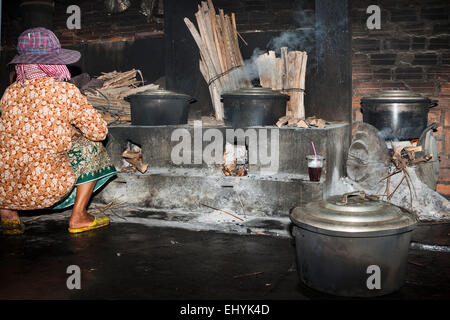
xmin=361 ymin=90 xmax=430 ymax=103
xmin=290 ymin=191 xmax=417 ymax=237
xmin=221 ymin=87 xmax=289 ymax=98
xmin=129 ymin=89 xmax=192 ymax=100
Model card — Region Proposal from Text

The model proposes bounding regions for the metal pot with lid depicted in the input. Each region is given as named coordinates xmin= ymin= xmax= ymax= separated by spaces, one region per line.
xmin=221 ymin=87 xmax=289 ymax=128
xmin=127 ymin=89 xmax=195 ymax=126
xmin=361 ymin=90 xmax=438 ymax=141
xmin=290 ymin=191 xmax=417 ymax=297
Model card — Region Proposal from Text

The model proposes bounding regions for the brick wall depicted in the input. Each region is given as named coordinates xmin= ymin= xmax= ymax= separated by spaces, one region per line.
xmin=52 ymin=0 xmax=164 ymax=46
xmin=2 ymin=0 xmax=313 ymax=48
xmin=1 ymin=0 xmax=164 ymax=48
xmin=351 ymin=0 xmax=450 ymax=196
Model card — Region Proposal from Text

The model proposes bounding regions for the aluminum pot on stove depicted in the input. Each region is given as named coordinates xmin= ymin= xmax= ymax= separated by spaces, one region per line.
xmin=290 ymin=191 xmax=417 ymax=297
xmin=360 ymin=90 xmax=438 ymax=141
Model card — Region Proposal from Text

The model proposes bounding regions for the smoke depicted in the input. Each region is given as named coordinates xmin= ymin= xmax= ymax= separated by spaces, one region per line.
xmin=238 ymin=47 xmax=267 ymax=84
xmin=267 ymin=8 xmax=316 ymax=53
xmin=228 ymin=5 xmax=316 ymax=86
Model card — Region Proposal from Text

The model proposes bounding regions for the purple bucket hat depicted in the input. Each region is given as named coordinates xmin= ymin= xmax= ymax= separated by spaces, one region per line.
xmin=9 ymin=27 xmax=81 ymax=65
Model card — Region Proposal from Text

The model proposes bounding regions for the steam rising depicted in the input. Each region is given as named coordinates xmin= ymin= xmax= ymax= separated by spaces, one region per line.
xmin=229 ymin=6 xmax=316 ymax=87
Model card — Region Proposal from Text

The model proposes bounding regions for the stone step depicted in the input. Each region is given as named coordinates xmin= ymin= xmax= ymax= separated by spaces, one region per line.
xmin=93 ymin=207 xmax=292 ymax=238
xmin=93 ymin=168 xmax=324 ymax=217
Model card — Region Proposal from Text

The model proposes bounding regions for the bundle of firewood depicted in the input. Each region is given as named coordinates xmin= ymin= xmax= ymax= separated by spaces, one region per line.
xmin=83 ymin=69 xmax=159 ymax=123
xmin=184 ymin=0 xmax=251 ymax=120
xmin=256 ymin=48 xmax=307 ymax=120
xmin=276 ymin=115 xmax=326 ymax=129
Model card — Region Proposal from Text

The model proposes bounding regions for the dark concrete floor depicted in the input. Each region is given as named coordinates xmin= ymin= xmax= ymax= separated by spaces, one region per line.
xmin=0 ymin=218 xmax=449 ymax=300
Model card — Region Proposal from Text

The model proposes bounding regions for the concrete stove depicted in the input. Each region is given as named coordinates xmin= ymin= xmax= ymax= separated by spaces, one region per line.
xmin=92 ymin=123 xmax=349 ymax=224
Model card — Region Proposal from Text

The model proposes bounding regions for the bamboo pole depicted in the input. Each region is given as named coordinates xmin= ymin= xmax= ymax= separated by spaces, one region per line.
xmin=184 ymin=17 xmax=223 ymax=119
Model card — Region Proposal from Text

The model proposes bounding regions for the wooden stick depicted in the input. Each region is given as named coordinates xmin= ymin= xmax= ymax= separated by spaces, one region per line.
xmin=237 ymin=32 xmax=248 ymax=46
xmin=408 ymin=260 xmax=425 ymax=267
xmin=122 ymin=150 xmax=142 ymax=159
xmin=199 ymin=202 xmax=244 ymax=221
xmin=298 ymin=51 xmax=307 ymax=119
xmin=235 ymin=190 xmax=246 ymax=216
xmin=198 ymin=3 xmax=223 ymax=85
xmin=125 ymin=158 xmax=149 ymax=173
xmin=280 ymin=47 xmax=290 ymax=116
xmin=233 ymin=271 xmax=263 ymax=279
xmin=387 ymin=175 xmax=405 ymax=200
xmin=207 ymin=0 xmax=225 ymax=74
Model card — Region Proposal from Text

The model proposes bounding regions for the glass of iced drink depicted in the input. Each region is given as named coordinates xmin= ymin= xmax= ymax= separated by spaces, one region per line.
xmin=306 ymin=155 xmax=324 ymax=182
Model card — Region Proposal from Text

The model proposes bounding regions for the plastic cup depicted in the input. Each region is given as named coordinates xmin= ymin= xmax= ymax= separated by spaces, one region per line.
xmin=306 ymin=155 xmax=324 ymax=182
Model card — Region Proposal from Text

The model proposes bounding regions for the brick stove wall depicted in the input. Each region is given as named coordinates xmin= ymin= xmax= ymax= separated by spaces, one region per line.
xmin=351 ymin=0 xmax=450 ymax=196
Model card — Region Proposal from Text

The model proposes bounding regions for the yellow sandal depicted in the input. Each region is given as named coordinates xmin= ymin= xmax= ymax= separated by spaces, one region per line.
xmin=68 ymin=214 xmax=110 ymax=234
xmin=1 ymin=219 xmax=25 ymax=235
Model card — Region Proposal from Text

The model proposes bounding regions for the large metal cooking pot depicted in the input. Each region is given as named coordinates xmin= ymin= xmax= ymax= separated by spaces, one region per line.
xmin=290 ymin=191 xmax=417 ymax=297
xmin=128 ymin=89 xmax=194 ymax=126
xmin=361 ymin=90 xmax=437 ymax=141
xmin=221 ymin=87 xmax=289 ymax=128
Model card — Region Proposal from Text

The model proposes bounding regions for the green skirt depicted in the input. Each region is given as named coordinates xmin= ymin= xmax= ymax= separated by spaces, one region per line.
xmin=51 ymin=136 xmax=117 ymax=210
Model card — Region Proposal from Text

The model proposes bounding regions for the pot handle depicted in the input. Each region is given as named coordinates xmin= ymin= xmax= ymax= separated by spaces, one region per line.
xmin=337 ymin=191 xmax=366 ymax=205
xmin=336 ymin=191 xmax=379 ymax=205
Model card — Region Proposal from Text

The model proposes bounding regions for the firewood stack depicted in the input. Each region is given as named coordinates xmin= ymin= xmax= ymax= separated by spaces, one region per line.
xmin=184 ymin=0 xmax=251 ymax=120
xmin=83 ymin=69 xmax=159 ymax=123
xmin=256 ymin=47 xmax=307 ymax=120
xmin=276 ymin=115 xmax=327 ymax=129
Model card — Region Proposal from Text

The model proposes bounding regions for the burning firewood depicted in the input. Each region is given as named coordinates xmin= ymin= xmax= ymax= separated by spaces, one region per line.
xmin=222 ymin=142 xmax=248 ymax=176
xmin=121 ymin=146 xmax=149 ymax=174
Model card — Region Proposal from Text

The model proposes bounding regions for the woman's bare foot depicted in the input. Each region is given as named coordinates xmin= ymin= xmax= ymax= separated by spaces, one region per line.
xmin=68 ymin=181 xmax=96 ymax=229
xmin=0 ymin=209 xmax=20 ymax=221
xmin=69 ymin=209 xmax=95 ymax=229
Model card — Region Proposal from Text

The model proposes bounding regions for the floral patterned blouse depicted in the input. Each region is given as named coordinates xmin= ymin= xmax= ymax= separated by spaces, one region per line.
xmin=0 ymin=77 xmax=108 ymax=210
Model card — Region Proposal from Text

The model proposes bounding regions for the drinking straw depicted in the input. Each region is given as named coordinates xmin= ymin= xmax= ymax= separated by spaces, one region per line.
xmin=311 ymin=141 xmax=317 ymax=157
